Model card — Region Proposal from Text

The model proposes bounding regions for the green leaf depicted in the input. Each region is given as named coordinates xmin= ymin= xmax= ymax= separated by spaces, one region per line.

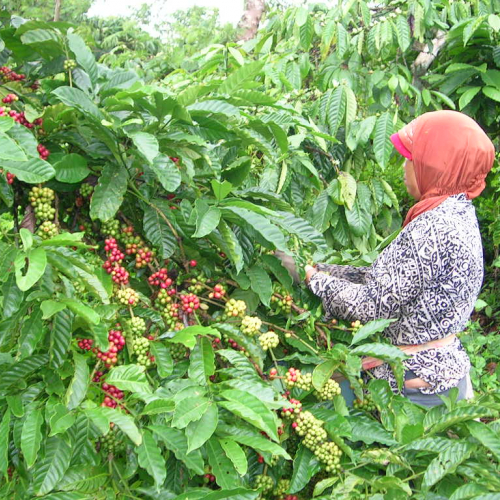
xmin=327 ymin=86 xmax=346 ymax=136
xmin=188 ymin=100 xmax=240 ymax=118
xmin=65 ymin=352 xmax=89 ymax=410
xmin=207 ymin=437 xmax=241 ymax=489
xmin=219 ymin=389 xmax=279 ymax=442
xmin=0 ymin=409 xmax=10 ymax=479
xmin=219 ymin=61 xmax=265 ymax=95
xmin=246 ymin=265 xmax=272 ymax=307
xmin=194 ymin=207 xmax=221 ymax=238
xmin=337 ymin=172 xmax=357 ymax=211
xmin=0 ymin=131 xmax=28 ymax=161
xmin=482 ymin=86 xmax=500 ymax=102
xmin=106 ymin=364 xmax=152 ymax=393
xmin=21 ymin=410 xmax=43 ymax=468
xmin=219 ymin=438 xmax=247 ymax=476
xmin=128 ymin=131 xmax=159 ymax=164
xmin=67 ymin=31 xmax=98 ymax=85
xmin=57 ymin=466 xmax=108 ymax=493
xmin=14 ymin=247 xmax=47 ymax=291
xmin=186 ymin=403 xmax=218 ymax=453
xmin=173 ymin=396 xmax=211 ymax=429
xmin=430 ymin=90 xmax=457 ymax=109
xmin=300 ymin=16 xmax=314 ymax=51
xmin=143 ymin=205 xmax=177 ymax=259
xmin=141 ymin=398 xmax=175 ymax=416
xmin=150 ymin=342 xmax=173 ymax=378
xmin=463 ymin=15 xmax=487 ymax=46
xmin=41 ymin=300 xmax=67 ymax=319
xmin=489 ymin=13 xmax=500 ymax=32
xmin=467 ymin=420 xmax=500 ymax=461
xmin=427 ymin=406 xmax=496 ymax=434
xmin=348 ymin=414 xmax=398 ymax=446
xmin=373 ymin=112 xmax=394 ymax=170
xmin=150 ymin=425 xmax=204 ymax=474
xmin=60 ymin=298 xmax=99 ymax=325
xmin=0 ymin=353 xmax=49 ymax=397
xmin=351 ymin=319 xmax=397 ymax=345
xmin=459 ymin=87 xmax=481 ymax=109
xmin=188 ymin=337 xmax=215 ymax=385
xmin=90 ymin=164 xmax=128 ymax=222
xmin=137 ymin=429 xmax=166 ymax=492
xmin=151 ymin=154 xmax=181 ymax=192
xmin=312 ymin=360 xmax=337 ymax=391
xmin=274 ymin=212 xmax=327 ymax=251
xmin=49 ymin=404 xmax=76 ymax=436
xmin=50 ymin=310 xmax=73 ymax=369
xmin=350 ymin=342 xmax=408 ymax=362
xmin=345 ymin=199 xmax=372 ymax=237
xmin=229 ymin=434 xmax=290 ymax=459
xmin=395 ymin=15 xmax=411 ymax=51
xmin=211 ymin=179 xmax=233 ymax=202
xmin=101 ymin=407 xmax=142 ymax=445
xmin=52 ymin=86 xmax=103 ymax=121
xmin=218 ymin=219 xmax=244 ymax=274
xmin=33 ymin=436 xmax=72 ymax=496
xmin=289 ymin=444 xmax=321 ymax=494
xmin=423 ymin=441 xmax=474 ymax=488
xmin=53 ymin=154 xmax=90 ymax=183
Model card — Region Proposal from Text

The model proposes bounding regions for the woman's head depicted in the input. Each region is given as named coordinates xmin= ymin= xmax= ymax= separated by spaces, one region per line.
xmin=391 ymin=111 xmax=495 ymax=202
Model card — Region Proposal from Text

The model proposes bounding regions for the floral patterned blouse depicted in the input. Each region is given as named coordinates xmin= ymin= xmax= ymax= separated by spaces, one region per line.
xmin=308 ymin=194 xmax=483 ymax=394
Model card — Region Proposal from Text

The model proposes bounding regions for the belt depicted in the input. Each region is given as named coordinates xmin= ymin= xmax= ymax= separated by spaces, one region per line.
xmin=361 ymin=334 xmax=457 ymax=371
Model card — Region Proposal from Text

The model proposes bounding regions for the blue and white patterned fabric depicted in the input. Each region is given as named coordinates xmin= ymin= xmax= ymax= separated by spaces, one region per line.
xmin=308 ymin=194 xmax=483 ymax=394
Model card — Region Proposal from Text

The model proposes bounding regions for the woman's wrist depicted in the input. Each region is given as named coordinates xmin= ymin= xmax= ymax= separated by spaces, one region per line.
xmin=305 ymin=265 xmax=317 ymax=284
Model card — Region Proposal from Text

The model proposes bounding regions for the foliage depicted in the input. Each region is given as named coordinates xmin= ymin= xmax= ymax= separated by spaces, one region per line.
xmin=1 ymin=0 xmax=93 ymax=23
xmin=0 ymin=1 xmax=499 ymax=499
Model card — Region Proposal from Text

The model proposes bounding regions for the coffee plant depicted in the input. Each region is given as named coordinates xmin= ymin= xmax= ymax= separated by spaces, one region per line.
xmin=1 ymin=1 xmax=500 ymax=498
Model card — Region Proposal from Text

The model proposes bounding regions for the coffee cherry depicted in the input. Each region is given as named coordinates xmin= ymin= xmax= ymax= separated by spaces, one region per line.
xmin=170 ymin=342 xmax=188 ymax=361
xmin=180 ymin=293 xmax=200 ymax=314
xmin=109 ymin=265 xmax=129 ymax=285
xmin=95 ymin=342 xmax=119 ymax=368
xmin=149 ymin=268 xmax=172 ymax=288
xmin=80 ymin=183 xmax=94 ymax=197
xmin=108 ymin=329 xmax=125 ymax=351
xmin=2 ymin=93 xmax=18 ymax=103
xmin=253 ymin=474 xmax=274 ymax=494
xmin=161 ymin=303 xmax=180 ymax=328
xmin=269 ymin=367 xmax=278 ymax=379
xmin=101 ymin=219 xmax=120 ymax=237
xmin=188 ymin=274 xmax=207 ymax=294
xmin=285 ymin=368 xmax=313 ymax=391
xmin=78 ymin=338 xmax=93 ymax=350
xmin=135 ymin=246 xmax=154 ymax=268
xmin=281 ymin=398 xmax=302 ymax=419
xmin=93 ymin=370 xmax=104 ymax=383
xmin=37 ymin=143 xmax=49 ymax=160
xmin=63 ymin=59 xmax=77 ymax=70
xmin=36 ymin=221 xmax=58 ymax=240
xmin=133 ymin=337 xmax=151 ymax=367
xmin=294 ymin=411 xmax=328 ymax=451
xmin=127 ymin=317 xmax=146 ymax=336
xmin=314 ymin=441 xmax=342 ymax=473
xmin=189 ymin=259 xmax=197 ymax=267
xmin=208 ymin=283 xmax=226 ymax=299
xmin=353 ymin=394 xmax=376 ymax=412
xmin=314 ymin=379 xmax=341 ymax=401
xmin=29 ymin=186 xmax=55 ymax=220
xmin=351 ymin=320 xmax=362 ymax=331
xmin=240 ymin=315 xmax=262 ymax=336
xmin=271 ymin=285 xmax=293 ymax=313
xmin=116 ymin=287 xmax=138 ymax=306
xmin=259 ymin=331 xmax=279 ymax=351
xmin=6 ymin=172 xmax=15 ymax=185
xmin=273 ymin=479 xmax=291 ymax=497
xmin=224 ymin=299 xmax=246 ymax=318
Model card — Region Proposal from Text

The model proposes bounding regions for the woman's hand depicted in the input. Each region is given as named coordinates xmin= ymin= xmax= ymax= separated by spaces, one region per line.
xmin=305 ymin=265 xmax=317 ymax=284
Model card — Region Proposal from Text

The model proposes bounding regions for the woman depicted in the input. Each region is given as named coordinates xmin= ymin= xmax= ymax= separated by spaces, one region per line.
xmin=305 ymin=110 xmax=495 ymax=406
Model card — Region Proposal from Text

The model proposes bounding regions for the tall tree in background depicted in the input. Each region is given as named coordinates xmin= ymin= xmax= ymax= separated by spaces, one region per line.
xmin=238 ymin=0 xmax=265 ymax=40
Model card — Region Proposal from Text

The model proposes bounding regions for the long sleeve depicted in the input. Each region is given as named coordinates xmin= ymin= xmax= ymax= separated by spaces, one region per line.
xmin=308 ymin=230 xmax=423 ymax=323
xmin=315 ymin=263 xmax=370 ymax=284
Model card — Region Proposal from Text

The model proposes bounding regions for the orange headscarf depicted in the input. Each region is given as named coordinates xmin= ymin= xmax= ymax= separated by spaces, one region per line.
xmin=395 ymin=110 xmax=495 ymax=227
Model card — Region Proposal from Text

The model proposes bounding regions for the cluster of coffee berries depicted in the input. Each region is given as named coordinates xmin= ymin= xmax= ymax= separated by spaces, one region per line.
xmin=133 ymin=337 xmax=152 ymax=366
xmin=208 ymin=284 xmax=225 ymax=299
xmin=161 ymin=303 xmax=180 ymax=328
xmin=170 ymin=342 xmax=188 ymax=361
xmin=314 ymin=441 xmax=342 ymax=473
xmin=293 ymin=411 xmax=328 ymax=450
xmin=149 ymin=268 xmax=172 ymax=288
xmin=6 ymin=172 xmax=15 ymax=185
xmin=111 ymin=266 xmax=129 ymax=285
xmin=156 ymin=288 xmax=173 ymax=306
xmin=273 ymin=479 xmax=291 ymax=498
xmin=101 ymin=219 xmax=120 ymax=237
xmin=353 ymin=394 xmax=376 ymax=412
xmin=0 ymin=66 xmax=26 ymax=82
xmin=203 ymin=473 xmax=216 ymax=484
xmin=180 ymin=293 xmax=200 ymax=314
xmin=3 ymin=109 xmax=40 ymax=129
xmin=36 ymin=221 xmax=58 ymax=240
xmin=80 ymin=183 xmax=94 ymax=197
xmin=116 ymin=287 xmax=138 ymax=306
xmin=271 ymin=290 xmax=293 ymax=314
xmin=187 ymin=275 xmax=206 ymax=294
xmin=99 ymin=425 xmax=124 ymax=454
xmin=314 ymin=379 xmax=341 ymax=401
xmin=37 ymin=143 xmax=50 ymax=160
xmin=286 ymin=368 xmax=313 ymax=391
xmin=135 ymin=246 xmax=154 ymax=268
xmin=78 ymin=338 xmax=93 ymax=350
xmin=253 ymin=474 xmax=274 ymax=494
xmin=240 ymin=316 xmax=262 ymax=336
xmin=108 ymin=329 xmax=125 ymax=351
xmin=259 ymin=331 xmax=279 ymax=351
xmin=269 ymin=367 xmax=278 ymax=379
xmin=224 ymin=298 xmax=247 ymax=318
xmin=281 ymin=398 xmax=302 ymax=419
xmin=104 ymin=238 xmax=124 ymax=262
xmin=101 ymin=383 xmax=124 ymax=408
xmin=93 ymin=370 xmax=104 ymax=383
xmin=29 ymin=186 xmax=55 ymax=220
xmin=351 ymin=320 xmax=362 ymax=331
xmin=127 ymin=317 xmax=146 ymax=336
xmin=95 ymin=343 xmax=119 ymax=368
xmin=64 ymin=59 xmax=77 ymax=71
xmin=2 ymin=93 xmax=18 ymax=104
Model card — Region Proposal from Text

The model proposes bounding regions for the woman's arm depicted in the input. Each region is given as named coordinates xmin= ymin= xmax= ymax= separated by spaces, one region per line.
xmin=315 ymin=263 xmax=370 ymax=284
xmin=307 ymin=231 xmax=423 ymax=323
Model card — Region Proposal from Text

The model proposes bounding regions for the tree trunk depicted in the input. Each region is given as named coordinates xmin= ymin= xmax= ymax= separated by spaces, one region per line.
xmin=237 ymin=0 xmax=265 ymax=42
xmin=411 ymin=30 xmax=446 ymax=87
xmin=54 ymin=0 xmax=62 ymax=21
